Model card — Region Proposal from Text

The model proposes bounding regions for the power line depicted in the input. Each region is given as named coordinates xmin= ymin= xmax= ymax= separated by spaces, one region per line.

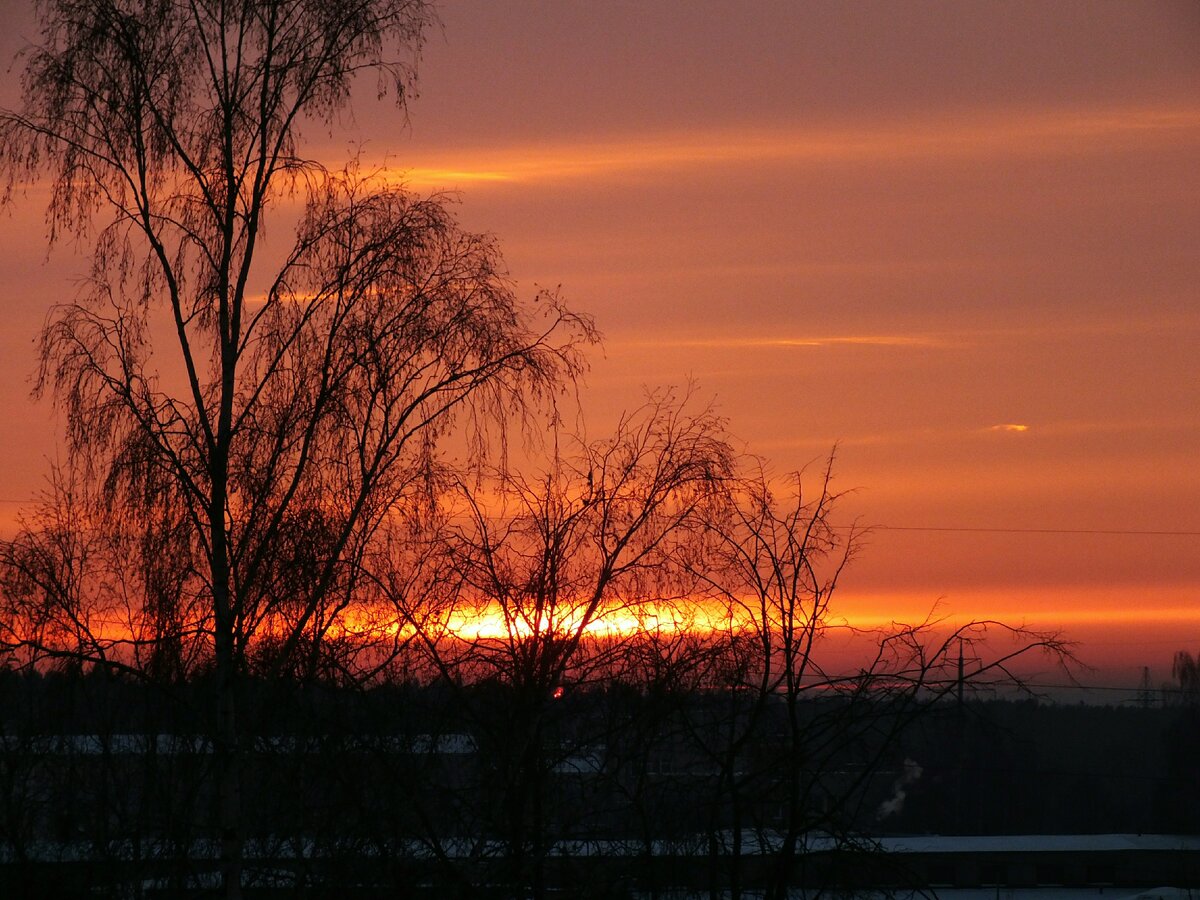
xmin=854 ymin=525 xmax=1200 ymax=537
xmin=1084 ymin=635 xmax=1200 ymax=647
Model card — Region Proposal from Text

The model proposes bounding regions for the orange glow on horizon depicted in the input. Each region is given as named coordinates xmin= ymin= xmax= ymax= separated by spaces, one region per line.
xmin=418 ymin=599 xmax=747 ymax=642
xmin=15 ymin=588 xmax=1198 ymax=686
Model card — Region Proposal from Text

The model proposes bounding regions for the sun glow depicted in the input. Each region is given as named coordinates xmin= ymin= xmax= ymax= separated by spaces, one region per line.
xmin=433 ymin=600 xmax=742 ymax=642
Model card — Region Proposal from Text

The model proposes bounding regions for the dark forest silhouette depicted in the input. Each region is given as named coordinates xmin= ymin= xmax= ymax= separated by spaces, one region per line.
xmin=0 ymin=671 xmax=1197 ymax=898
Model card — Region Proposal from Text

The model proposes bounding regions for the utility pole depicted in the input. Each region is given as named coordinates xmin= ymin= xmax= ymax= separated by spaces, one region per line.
xmin=957 ymin=638 xmax=965 ymax=710
xmin=955 ymin=637 xmax=966 ymax=833
xmin=1137 ymin=666 xmax=1154 ymax=708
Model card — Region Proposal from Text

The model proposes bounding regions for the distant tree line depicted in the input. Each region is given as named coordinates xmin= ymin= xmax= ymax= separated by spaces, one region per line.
xmin=0 ymin=669 xmax=1196 ymax=899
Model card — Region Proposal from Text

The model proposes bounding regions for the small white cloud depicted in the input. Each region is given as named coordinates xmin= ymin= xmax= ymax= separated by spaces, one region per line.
xmin=988 ymin=423 xmax=1030 ymax=433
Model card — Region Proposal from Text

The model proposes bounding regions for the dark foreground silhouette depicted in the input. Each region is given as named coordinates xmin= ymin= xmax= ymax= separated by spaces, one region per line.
xmin=1 ymin=667 xmax=1197 ymax=897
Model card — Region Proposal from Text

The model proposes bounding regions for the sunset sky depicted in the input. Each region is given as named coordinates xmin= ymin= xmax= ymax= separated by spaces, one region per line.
xmin=1 ymin=1 xmax=1198 ymax=689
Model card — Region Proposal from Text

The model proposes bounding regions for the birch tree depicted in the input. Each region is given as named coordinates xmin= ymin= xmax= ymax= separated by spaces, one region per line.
xmin=0 ymin=1 xmax=591 ymax=894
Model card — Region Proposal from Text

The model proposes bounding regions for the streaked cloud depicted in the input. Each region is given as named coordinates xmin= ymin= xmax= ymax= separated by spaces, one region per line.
xmin=388 ymin=105 xmax=1200 ymax=190
xmin=613 ymin=334 xmax=947 ymax=350
xmin=989 ymin=423 xmax=1031 ymax=433
xmin=752 ymin=423 xmax=1017 ymax=453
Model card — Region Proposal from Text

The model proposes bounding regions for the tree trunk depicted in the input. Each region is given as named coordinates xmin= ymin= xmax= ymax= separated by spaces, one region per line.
xmin=213 ymin=417 xmax=242 ymax=900
xmin=214 ymin=577 xmax=242 ymax=900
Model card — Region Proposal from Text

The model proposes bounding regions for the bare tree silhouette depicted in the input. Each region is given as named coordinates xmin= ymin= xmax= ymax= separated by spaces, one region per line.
xmin=375 ymin=389 xmax=733 ymax=897
xmin=0 ymin=1 xmax=592 ymax=894
xmin=669 ymin=458 xmax=1072 ymax=900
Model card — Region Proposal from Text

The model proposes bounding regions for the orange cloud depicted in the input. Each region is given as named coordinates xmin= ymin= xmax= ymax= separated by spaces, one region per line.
xmin=387 ymin=104 xmax=1200 ymax=190
xmin=615 ymin=334 xmax=947 ymax=350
